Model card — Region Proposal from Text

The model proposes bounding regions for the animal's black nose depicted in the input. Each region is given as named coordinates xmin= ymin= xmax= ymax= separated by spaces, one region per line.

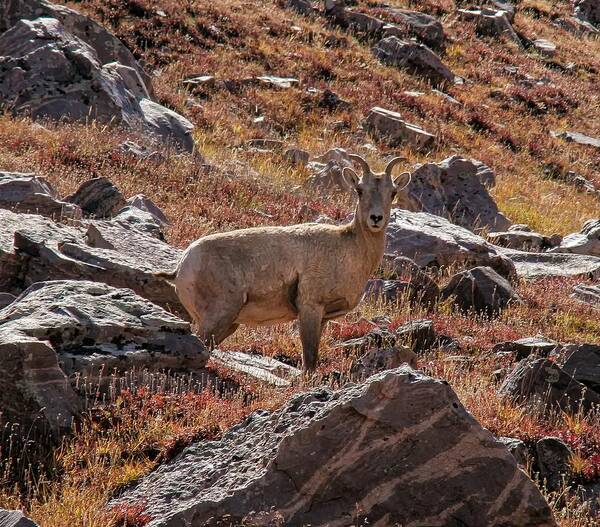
xmin=370 ymin=215 xmax=383 ymax=224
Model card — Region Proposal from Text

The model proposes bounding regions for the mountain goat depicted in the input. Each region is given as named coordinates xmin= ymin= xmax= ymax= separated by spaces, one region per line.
xmin=160 ymin=155 xmax=409 ymax=370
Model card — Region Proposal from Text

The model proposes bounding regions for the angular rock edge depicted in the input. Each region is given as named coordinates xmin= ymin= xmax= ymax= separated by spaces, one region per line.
xmin=111 ymin=366 xmax=557 ymax=527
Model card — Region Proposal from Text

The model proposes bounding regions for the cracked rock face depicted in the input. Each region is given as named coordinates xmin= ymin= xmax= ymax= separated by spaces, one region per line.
xmin=112 ymin=367 xmax=556 ymax=527
xmin=0 ymin=208 xmax=183 ymax=314
xmin=0 ymin=280 xmax=208 ymax=378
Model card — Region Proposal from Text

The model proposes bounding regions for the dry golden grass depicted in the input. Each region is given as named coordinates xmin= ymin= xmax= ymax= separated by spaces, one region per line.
xmin=1 ymin=0 xmax=600 ymax=525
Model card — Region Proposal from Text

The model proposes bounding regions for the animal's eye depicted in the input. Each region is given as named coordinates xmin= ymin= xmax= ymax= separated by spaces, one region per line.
xmin=391 ymin=190 xmax=397 ymax=198
xmin=357 ymin=188 xmax=363 ymax=197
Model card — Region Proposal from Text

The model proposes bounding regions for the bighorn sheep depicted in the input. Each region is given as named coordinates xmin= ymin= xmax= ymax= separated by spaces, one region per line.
xmin=160 ymin=155 xmax=409 ymax=370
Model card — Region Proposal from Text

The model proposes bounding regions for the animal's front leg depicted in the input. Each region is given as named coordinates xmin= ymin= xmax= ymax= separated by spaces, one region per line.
xmin=298 ymin=304 xmax=324 ymax=371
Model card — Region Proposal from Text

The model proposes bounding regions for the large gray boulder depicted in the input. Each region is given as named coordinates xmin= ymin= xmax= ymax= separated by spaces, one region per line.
xmin=0 ymin=172 xmax=81 ymax=219
xmin=441 ymin=266 xmax=522 ymax=316
xmin=0 ymin=280 xmax=208 ymax=378
xmin=382 ymin=8 xmax=445 ymax=48
xmin=0 ymin=0 xmax=152 ymax=91
xmin=0 ymin=209 xmax=183 ymax=314
xmin=550 ymin=219 xmax=600 ymax=257
xmin=372 ymin=36 xmax=455 ymax=85
xmin=396 ymin=156 xmax=511 ymax=232
xmin=0 ymin=509 xmax=38 ymax=527
xmin=385 ymin=209 xmax=517 ymax=279
xmin=0 ymin=11 xmax=194 ymax=152
xmin=112 ymin=367 xmax=557 ymax=527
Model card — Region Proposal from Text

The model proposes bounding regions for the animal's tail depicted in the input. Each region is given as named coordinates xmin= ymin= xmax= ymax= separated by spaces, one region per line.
xmin=154 ymin=270 xmax=177 ymax=281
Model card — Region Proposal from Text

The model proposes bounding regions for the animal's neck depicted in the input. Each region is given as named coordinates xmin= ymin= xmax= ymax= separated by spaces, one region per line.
xmin=348 ymin=208 xmax=386 ymax=276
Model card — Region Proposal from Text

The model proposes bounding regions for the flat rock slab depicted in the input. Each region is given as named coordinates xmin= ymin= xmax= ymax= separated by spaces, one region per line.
xmin=0 ymin=172 xmax=81 ymax=219
xmin=210 ymin=350 xmax=301 ymax=387
xmin=551 ymin=131 xmax=600 ymax=149
xmin=0 ymin=208 xmax=183 ymax=314
xmin=112 ymin=367 xmax=556 ymax=527
xmin=493 ymin=336 xmax=559 ymax=360
xmin=497 ymin=247 xmax=600 ymax=279
xmin=0 ymin=280 xmax=208 ymax=378
xmin=385 ymin=209 xmax=516 ymax=279
xmin=571 ymin=283 xmax=600 ymax=307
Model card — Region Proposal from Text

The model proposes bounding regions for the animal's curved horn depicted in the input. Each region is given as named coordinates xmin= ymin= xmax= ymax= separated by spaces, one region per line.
xmin=384 ymin=156 xmax=407 ymax=178
xmin=348 ymin=154 xmax=371 ymax=177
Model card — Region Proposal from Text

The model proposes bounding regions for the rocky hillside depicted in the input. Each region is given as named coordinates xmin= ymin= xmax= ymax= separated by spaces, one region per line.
xmin=0 ymin=0 xmax=599 ymax=526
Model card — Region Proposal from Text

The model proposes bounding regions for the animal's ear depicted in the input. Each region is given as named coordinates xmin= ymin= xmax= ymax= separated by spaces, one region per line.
xmin=393 ymin=171 xmax=412 ymax=191
xmin=342 ymin=166 xmax=360 ymax=192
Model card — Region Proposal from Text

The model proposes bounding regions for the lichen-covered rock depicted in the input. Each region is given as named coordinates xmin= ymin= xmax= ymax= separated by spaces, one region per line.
xmin=385 ymin=209 xmax=517 ymax=279
xmin=0 ymin=280 xmax=208 ymax=379
xmin=373 ymin=37 xmax=455 ymax=85
xmin=363 ymin=106 xmax=435 ymax=150
xmin=441 ymin=266 xmax=522 ymax=316
xmin=112 ymin=367 xmax=557 ymax=527
xmin=0 ymin=172 xmax=81 ymax=219
xmin=396 ymin=156 xmax=512 ymax=232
